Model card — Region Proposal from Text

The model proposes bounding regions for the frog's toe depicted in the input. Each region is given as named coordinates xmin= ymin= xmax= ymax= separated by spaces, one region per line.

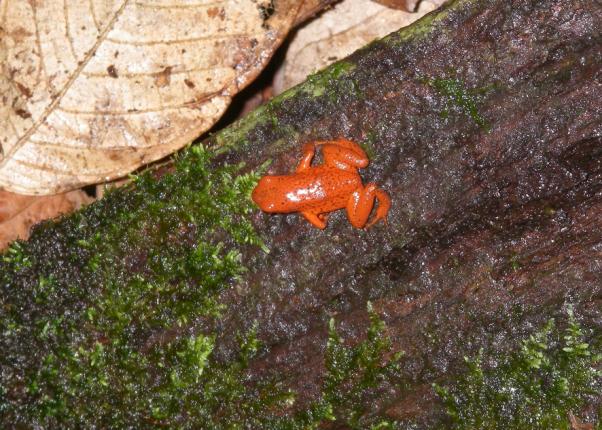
xmin=365 ymin=188 xmax=391 ymax=229
xmin=302 ymin=211 xmax=327 ymax=229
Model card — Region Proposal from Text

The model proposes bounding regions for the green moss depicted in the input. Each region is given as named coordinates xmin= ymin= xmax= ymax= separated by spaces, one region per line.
xmin=2 ymin=241 xmax=31 ymax=268
xmin=427 ymin=77 xmax=491 ymax=130
xmin=508 ymin=252 xmax=522 ymax=272
xmin=0 ymin=145 xmax=267 ymax=426
xmin=435 ymin=308 xmax=602 ymax=429
xmin=305 ymin=61 xmax=357 ymax=99
xmin=360 ymin=130 xmax=378 ymax=161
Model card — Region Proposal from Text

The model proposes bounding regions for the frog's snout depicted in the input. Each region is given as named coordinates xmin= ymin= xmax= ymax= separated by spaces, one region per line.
xmin=252 ymin=176 xmax=279 ymax=212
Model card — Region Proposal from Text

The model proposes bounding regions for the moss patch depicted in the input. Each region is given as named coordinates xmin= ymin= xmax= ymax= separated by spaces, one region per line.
xmin=305 ymin=61 xmax=358 ymax=99
xmin=428 ymin=77 xmax=491 ymax=130
xmin=0 ymin=146 xmax=267 ymax=426
xmin=435 ymin=308 xmax=602 ymax=429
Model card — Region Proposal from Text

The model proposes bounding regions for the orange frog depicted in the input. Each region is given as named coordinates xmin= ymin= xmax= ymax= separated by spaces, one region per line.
xmin=252 ymin=138 xmax=391 ymax=229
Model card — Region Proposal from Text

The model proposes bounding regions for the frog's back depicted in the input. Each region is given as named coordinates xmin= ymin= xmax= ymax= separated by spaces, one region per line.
xmin=252 ymin=166 xmax=361 ymax=213
xmin=298 ymin=167 xmax=360 ymax=212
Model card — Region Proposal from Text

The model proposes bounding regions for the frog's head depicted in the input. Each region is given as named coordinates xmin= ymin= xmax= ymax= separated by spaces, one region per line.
xmin=251 ymin=175 xmax=311 ymax=213
xmin=251 ymin=176 xmax=286 ymax=213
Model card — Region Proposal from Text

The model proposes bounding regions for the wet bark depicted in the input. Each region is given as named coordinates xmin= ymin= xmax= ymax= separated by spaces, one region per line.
xmin=205 ymin=0 xmax=602 ymax=424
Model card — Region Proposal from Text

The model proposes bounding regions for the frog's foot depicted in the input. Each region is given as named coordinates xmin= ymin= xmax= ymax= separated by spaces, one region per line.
xmin=365 ymin=188 xmax=391 ymax=228
xmin=301 ymin=211 xmax=329 ymax=229
xmin=318 ymin=139 xmax=369 ymax=172
xmin=346 ymin=183 xmax=391 ymax=229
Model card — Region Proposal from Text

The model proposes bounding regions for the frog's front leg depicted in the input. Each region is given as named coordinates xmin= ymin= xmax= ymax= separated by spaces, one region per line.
xmin=296 ymin=143 xmax=316 ymax=172
xmin=346 ymin=183 xmax=391 ymax=229
xmin=301 ymin=211 xmax=330 ymax=229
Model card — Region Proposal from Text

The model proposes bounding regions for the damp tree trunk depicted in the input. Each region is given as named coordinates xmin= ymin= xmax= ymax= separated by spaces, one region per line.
xmin=1 ymin=0 xmax=601 ymax=427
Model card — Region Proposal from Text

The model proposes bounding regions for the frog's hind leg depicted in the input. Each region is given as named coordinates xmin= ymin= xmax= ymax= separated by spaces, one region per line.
xmin=319 ymin=139 xmax=369 ymax=171
xmin=301 ymin=211 xmax=330 ymax=229
xmin=346 ymin=184 xmax=391 ymax=229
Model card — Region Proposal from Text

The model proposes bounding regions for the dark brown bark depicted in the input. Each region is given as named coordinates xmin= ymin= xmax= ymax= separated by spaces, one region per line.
xmin=202 ymin=0 xmax=602 ymax=424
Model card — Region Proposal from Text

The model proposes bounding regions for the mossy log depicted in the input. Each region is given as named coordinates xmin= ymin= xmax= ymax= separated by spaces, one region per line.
xmin=1 ymin=0 xmax=601 ymax=427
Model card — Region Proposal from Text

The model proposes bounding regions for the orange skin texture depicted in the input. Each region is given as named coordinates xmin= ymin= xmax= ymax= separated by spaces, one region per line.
xmin=252 ymin=139 xmax=391 ymax=229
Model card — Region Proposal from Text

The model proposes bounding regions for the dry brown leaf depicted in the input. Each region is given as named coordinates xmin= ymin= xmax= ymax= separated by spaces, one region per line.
xmin=0 ymin=0 xmax=301 ymax=195
xmin=292 ymin=0 xmax=340 ymax=27
xmin=0 ymin=189 xmax=92 ymax=250
xmin=273 ymin=0 xmax=443 ymax=94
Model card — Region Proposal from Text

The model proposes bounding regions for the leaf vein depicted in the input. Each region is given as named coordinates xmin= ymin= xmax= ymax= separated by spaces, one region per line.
xmin=58 ymin=90 xmax=222 ymax=115
xmin=105 ymin=32 xmax=256 ymax=46
xmin=63 ymin=0 xmax=78 ymax=62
